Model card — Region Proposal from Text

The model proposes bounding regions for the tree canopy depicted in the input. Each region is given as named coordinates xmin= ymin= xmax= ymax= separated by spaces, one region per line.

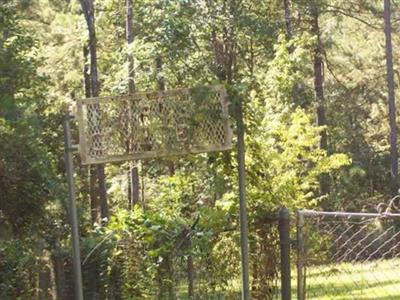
xmin=0 ymin=0 xmax=399 ymax=299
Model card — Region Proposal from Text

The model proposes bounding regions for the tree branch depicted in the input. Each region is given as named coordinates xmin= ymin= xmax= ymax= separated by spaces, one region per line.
xmin=324 ymin=6 xmax=380 ymax=30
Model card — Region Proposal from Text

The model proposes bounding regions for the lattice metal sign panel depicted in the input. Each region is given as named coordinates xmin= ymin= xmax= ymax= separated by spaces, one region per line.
xmin=76 ymin=85 xmax=233 ymax=165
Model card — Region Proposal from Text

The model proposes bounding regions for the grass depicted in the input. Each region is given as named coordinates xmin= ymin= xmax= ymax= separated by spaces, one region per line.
xmin=302 ymin=258 xmax=400 ymax=300
xmin=176 ymin=258 xmax=400 ymax=299
xmin=176 ymin=280 xmax=241 ymax=300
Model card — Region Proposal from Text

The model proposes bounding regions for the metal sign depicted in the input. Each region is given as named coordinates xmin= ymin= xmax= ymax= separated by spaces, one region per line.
xmin=76 ymin=85 xmax=233 ymax=164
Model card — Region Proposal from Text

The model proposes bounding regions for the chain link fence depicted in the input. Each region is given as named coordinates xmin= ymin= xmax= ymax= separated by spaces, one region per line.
xmin=297 ymin=210 xmax=400 ymax=300
xmin=0 ymin=208 xmax=290 ymax=300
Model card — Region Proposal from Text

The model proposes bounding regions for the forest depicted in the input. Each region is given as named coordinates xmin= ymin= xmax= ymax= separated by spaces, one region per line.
xmin=1 ymin=0 xmax=400 ymax=299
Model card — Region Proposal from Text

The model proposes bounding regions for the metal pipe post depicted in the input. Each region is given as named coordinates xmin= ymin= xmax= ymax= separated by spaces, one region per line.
xmin=236 ymin=98 xmax=250 ymax=300
xmin=297 ymin=211 xmax=304 ymax=300
xmin=63 ymin=114 xmax=84 ymax=300
xmin=279 ymin=207 xmax=291 ymax=300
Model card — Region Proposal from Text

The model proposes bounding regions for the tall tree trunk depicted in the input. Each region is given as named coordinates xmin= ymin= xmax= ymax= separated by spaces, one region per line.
xmin=384 ymin=0 xmax=398 ymax=193
xmin=83 ymin=44 xmax=99 ymax=225
xmin=126 ymin=0 xmax=135 ymax=94
xmin=83 ymin=44 xmax=91 ymax=98
xmin=156 ymin=56 xmax=175 ymax=175
xmin=187 ymin=239 xmax=194 ymax=299
xmin=284 ymin=0 xmax=300 ymax=108
xmin=156 ymin=56 xmax=166 ymax=91
xmin=283 ymin=0 xmax=293 ymax=40
xmin=311 ymin=9 xmax=329 ymax=195
xmin=79 ymin=0 xmax=109 ymax=221
xmin=126 ymin=0 xmax=140 ymax=208
xmin=155 ymin=56 xmax=175 ymax=298
xmin=39 ymin=254 xmax=53 ymax=300
xmin=52 ymin=250 xmax=66 ymax=300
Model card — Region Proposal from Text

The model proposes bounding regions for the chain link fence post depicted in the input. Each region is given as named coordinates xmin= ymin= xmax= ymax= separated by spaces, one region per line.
xmin=279 ymin=207 xmax=291 ymax=300
xmin=297 ymin=211 xmax=305 ymax=300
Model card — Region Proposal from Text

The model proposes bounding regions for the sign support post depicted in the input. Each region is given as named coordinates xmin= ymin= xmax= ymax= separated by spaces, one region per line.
xmin=63 ymin=113 xmax=84 ymax=300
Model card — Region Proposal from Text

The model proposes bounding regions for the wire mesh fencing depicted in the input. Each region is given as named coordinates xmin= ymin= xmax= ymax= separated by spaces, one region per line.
xmin=75 ymin=85 xmax=232 ymax=165
xmin=297 ymin=210 xmax=400 ymax=300
xmin=0 ymin=210 xmax=290 ymax=300
xmin=76 ymin=210 xmax=287 ymax=300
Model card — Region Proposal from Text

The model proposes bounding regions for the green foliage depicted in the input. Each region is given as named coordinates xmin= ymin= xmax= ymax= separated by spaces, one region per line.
xmin=0 ymin=238 xmax=42 ymax=299
xmin=0 ymin=0 xmax=398 ymax=298
xmin=245 ymin=90 xmax=351 ymax=217
xmin=0 ymin=1 xmax=60 ymax=236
